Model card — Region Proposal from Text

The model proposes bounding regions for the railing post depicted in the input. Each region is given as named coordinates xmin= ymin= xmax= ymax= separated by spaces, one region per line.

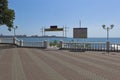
xmin=44 ymin=40 xmax=48 ymax=48
xmin=13 ymin=37 xmax=16 ymax=44
xmin=59 ymin=40 xmax=63 ymax=49
xmin=117 ymin=44 xmax=118 ymax=51
xmin=83 ymin=43 xmax=85 ymax=50
xmin=20 ymin=40 xmax=23 ymax=47
xmin=106 ymin=41 xmax=110 ymax=53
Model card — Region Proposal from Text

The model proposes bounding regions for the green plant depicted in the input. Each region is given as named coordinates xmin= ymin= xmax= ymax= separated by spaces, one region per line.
xmin=49 ymin=40 xmax=58 ymax=46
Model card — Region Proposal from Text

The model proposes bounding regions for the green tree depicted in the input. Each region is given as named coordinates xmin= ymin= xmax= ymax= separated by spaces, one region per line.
xmin=0 ymin=0 xmax=15 ymax=30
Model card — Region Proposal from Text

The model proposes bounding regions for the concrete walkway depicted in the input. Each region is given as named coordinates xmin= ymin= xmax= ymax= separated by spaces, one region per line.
xmin=0 ymin=48 xmax=120 ymax=80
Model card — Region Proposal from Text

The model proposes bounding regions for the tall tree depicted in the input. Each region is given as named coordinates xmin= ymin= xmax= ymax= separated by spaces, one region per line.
xmin=0 ymin=0 xmax=15 ymax=30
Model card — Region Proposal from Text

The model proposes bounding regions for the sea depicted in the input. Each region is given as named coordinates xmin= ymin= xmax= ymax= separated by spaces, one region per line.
xmin=18 ymin=37 xmax=120 ymax=43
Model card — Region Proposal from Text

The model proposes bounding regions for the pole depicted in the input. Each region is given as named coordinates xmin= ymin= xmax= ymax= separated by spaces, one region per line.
xmin=43 ymin=27 xmax=45 ymax=37
xmin=41 ymin=27 xmax=43 ymax=37
xmin=63 ymin=26 xmax=64 ymax=37
xmin=65 ymin=26 xmax=67 ymax=38
xmin=102 ymin=25 xmax=114 ymax=53
xmin=107 ymin=27 xmax=109 ymax=41
xmin=79 ymin=20 xmax=81 ymax=28
xmin=106 ymin=27 xmax=109 ymax=53
xmin=14 ymin=28 xmax=15 ymax=37
xmin=13 ymin=26 xmax=18 ymax=38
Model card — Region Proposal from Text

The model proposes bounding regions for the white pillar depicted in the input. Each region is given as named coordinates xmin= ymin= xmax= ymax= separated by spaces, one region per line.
xmin=20 ymin=40 xmax=23 ymax=47
xmin=13 ymin=37 xmax=16 ymax=44
xmin=44 ymin=40 xmax=48 ymax=48
xmin=59 ymin=40 xmax=63 ymax=49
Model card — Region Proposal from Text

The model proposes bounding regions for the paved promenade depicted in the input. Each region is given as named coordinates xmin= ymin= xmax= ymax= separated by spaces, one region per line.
xmin=0 ymin=48 xmax=120 ymax=80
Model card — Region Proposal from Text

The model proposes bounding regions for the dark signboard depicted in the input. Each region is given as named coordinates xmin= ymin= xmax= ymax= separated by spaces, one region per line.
xmin=73 ymin=28 xmax=87 ymax=38
xmin=45 ymin=28 xmax=63 ymax=31
xmin=50 ymin=25 xmax=57 ymax=29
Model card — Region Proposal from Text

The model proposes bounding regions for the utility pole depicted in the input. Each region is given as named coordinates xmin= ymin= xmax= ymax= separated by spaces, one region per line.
xmin=79 ymin=20 xmax=81 ymax=28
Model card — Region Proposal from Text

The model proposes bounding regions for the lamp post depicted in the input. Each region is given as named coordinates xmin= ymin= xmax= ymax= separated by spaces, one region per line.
xmin=13 ymin=26 xmax=18 ymax=37
xmin=102 ymin=24 xmax=114 ymax=53
xmin=102 ymin=24 xmax=114 ymax=41
xmin=12 ymin=26 xmax=18 ymax=45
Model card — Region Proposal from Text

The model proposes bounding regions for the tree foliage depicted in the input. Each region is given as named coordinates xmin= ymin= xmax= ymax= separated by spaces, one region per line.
xmin=0 ymin=0 xmax=15 ymax=30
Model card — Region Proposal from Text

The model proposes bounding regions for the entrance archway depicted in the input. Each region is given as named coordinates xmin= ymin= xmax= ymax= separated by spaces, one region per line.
xmin=41 ymin=25 xmax=67 ymax=49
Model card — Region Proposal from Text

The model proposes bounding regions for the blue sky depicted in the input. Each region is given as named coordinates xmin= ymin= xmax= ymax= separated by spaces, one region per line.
xmin=1 ymin=0 xmax=120 ymax=37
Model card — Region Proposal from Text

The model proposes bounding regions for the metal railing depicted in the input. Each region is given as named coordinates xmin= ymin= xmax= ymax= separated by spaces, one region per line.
xmin=0 ymin=38 xmax=45 ymax=48
xmin=1 ymin=37 xmax=120 ymax=51
xmin=109 ymin=43 xmax=120 ymax=51
xmin=61 ymin=42 xmax=120 ymax=52
xmin=0 ymin=38 xmax=13 ymax=44
xmin=22 ymin=41 xmax=44 ymax=48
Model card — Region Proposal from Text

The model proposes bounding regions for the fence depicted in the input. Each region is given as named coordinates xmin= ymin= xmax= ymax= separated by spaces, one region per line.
xmin=0 ymin=37 xmax=46 ymax=48
xmin=22 ymin=41 xmax=44 ymax=48
xmin=60 ymin=41 xmax=120 ymax=52
xmin=0 ymin=38 xmax=13 ymax=44
xmin=1 ymin=37 xmax=120 ymax=52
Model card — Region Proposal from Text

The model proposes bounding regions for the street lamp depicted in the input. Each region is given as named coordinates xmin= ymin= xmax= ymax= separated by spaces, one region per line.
xmin=102 ymin=24 xmax=114 ymax=53
xmin=13 ymin=26 xmax=18 ymax=37
xmin=102 ymin=24 xmax=114 ymax=41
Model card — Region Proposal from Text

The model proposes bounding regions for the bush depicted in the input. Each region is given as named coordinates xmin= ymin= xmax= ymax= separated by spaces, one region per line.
xmin=49 ymin=40 xmax=61 ymax=48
